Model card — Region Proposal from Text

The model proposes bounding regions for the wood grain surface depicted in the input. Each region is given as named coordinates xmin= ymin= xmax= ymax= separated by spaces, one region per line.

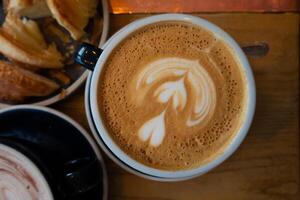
xmin=52 ymin=13 xmax=299 ymax=200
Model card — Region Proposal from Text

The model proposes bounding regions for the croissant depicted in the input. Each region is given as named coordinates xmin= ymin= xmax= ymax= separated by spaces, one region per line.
xmin=0 ymin=61 xmax=59 ymax=103
xmin=46 ymin=0 xmax=98 ymax=40
xmin=4 ymin=0 xmax=51 ymax=18
xmin=0 ymin=12 xmax=63 ymax=68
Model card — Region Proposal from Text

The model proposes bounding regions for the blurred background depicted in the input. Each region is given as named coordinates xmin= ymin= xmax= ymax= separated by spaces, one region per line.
xmin=109 ymin=0 xmax=299 ymax=13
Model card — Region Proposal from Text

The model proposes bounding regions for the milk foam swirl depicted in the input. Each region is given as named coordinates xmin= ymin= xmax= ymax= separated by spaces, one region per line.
xmin=133 ymin=57 xmax=216 ymax=147
xmin=0 ymin=145 xmax=53 ymax=200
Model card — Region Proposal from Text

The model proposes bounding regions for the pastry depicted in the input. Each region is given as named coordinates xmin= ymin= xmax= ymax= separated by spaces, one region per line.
xmin=47 ymin=69 xmax=71 ymax=86
xmin=46 ymin=0 xmax=98 ymax=40
xmin=4 ymin=0 xmax=51 ymax=18
xmin=0 ymin=13 xmax=63 ymax=68
xmin=0 ymin=61 xmax=59 ymax=103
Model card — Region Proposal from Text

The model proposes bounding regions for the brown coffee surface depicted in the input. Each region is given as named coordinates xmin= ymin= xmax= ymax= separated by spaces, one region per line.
xmin=98 ymin=21 xmax=247 ymax=170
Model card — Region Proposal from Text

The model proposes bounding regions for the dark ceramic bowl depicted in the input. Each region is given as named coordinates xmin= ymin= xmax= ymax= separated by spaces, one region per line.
xmin=0 ymin=105 xmax=108 ymax=200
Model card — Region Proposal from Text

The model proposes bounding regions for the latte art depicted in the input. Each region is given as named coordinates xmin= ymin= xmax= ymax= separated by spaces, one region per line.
xmin=0 ymin=144 xmax=53 ymax=200
xmin=138 ymin=110 xmax=166 ymax=147
xmin=99 ymin=21 xmax=246 ymax=170
xmin=133 ymin=57 xmax=216 ymax=147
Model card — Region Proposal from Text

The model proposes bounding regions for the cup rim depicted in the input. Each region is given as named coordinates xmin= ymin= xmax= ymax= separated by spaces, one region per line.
xmin=0 ymin=105 xmax=109 ymax=199
xmin=0 ymin=143 xmax=55 ymax=200
xmin=89 ymin=14 xmax=256 ymax=179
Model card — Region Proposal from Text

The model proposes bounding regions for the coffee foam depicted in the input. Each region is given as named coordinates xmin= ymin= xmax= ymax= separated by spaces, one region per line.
xmin=0 ymin=144 xmax=53 ymax=200
xmin=133 ymin=57 xmax=216 ymax=147
xmin=98 ymin=22 xmax=246 ymax=170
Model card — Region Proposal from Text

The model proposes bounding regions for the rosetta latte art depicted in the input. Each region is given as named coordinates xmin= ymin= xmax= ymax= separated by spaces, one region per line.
xmin=134 ymin=57 xmax=216 ymax=147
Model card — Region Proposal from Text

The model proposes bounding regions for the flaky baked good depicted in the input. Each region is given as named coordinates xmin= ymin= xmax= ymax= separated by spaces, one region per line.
xmin=0 ymin=61 xmax=59 ymax=103
xmin=0 ymin=13 xmax=63 ymax=68
xmin=4 ymin=0 xmax=51 ymax=18
xmin=46 ymin=0 xmax=98 ymax=40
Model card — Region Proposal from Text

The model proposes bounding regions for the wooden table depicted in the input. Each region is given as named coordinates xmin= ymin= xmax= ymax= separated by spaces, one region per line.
xmin=53 ymin=13 xmax=299 ymax=200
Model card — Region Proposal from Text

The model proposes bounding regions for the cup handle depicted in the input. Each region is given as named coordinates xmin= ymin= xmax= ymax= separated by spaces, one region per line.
xmin=62 ymin=157 xmax=102 ymax=197
xmin=241 ymin=42 xmax=269 ymax=57
xmin=74 ymin=43 xmax=103 ymax=71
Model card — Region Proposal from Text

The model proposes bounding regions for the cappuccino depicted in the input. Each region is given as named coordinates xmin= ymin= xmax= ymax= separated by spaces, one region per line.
xmin=0 ymin=144 xmax=53 ymax=200
xmin=98 ymin=22 xmax=246 ymax=170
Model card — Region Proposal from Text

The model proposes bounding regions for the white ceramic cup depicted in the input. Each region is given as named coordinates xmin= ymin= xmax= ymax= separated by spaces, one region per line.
xmin=78 ymin=14 xmax=256 ymax=181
